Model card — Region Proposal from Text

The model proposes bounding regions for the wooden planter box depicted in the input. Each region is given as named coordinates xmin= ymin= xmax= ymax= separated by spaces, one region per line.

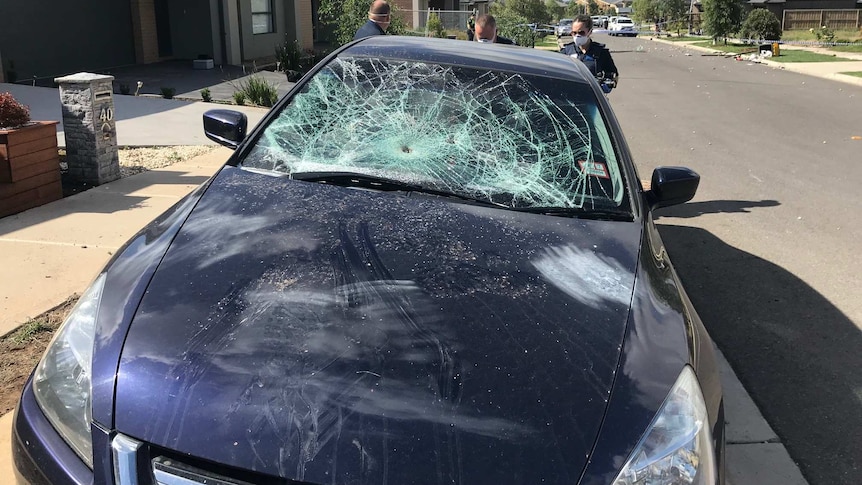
xmin=0 ymin=121 xmax=62 ymax=218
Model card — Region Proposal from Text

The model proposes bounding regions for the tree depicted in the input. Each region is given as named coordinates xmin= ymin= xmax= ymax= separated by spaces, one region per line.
xmin=491 ymin=0 xmax=552 ymax=47
xmin=632 ymin=0 xmax=659 ymax=24
xmin=489 ymin=6 xmax=535 ymax=47
xmin=497 ymin=0 xmax=552 ymax=26
xmin=545 ymin=0 xmax=565 ymax=23
xmin=702 ymin=0 xmax=743 ymax=44
xmin=658 ymin=0 xmax=689 ymax=34
xmin=426 ymin=12 xmax=446 ymax=38
xmin=739 ymin=8 xmax=782 ymax=42
xmin=565 ymin=2 xmax=585 ymax=18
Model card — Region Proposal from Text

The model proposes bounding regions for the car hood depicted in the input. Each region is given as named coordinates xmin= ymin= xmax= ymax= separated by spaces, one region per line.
xmin=114 ymin=167 xmax=642 ymax=484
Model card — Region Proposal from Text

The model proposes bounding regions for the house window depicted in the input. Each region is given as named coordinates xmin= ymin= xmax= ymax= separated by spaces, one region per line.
xmin=251 ymin=0 xmax=274 ymax=34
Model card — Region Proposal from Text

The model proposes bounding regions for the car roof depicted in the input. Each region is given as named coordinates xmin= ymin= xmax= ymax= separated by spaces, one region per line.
xmin=343 ymin=36 xmax=593 ymax=84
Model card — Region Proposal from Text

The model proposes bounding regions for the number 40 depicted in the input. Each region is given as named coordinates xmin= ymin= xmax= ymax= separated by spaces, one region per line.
xmin=99 ymin=107 xmax=114 ymax=122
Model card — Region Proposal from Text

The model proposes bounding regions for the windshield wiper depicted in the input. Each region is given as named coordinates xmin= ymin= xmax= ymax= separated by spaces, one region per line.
xmin=510 ymin=206 xmax=633 ymax=221
xmin=290 ymin=172 xmax=509 ymax=208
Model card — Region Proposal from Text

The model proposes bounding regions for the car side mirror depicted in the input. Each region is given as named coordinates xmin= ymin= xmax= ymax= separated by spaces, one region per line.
xmin=646 ymin=166 xmax=700 ymax=209
xmin=203 ymin=109 xmax=247 ymax=149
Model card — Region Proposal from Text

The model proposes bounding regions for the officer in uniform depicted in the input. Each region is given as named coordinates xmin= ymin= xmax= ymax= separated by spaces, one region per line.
xmin=474 ymin=14 xmax=516 ymax=45
xmin=354 ymin=0 xmax=391 ymax=41
xmin=467 ymin=13 xmax=476 ymax=41
xmin=560 ymin=14 xmax=618 ymax=90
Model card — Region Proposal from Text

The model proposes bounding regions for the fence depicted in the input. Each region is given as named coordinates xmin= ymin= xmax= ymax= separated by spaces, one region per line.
xmin=393 ymin=9 xmax=472 ymax=32
xmin=782 ymin=9 xmax=862 ymax=30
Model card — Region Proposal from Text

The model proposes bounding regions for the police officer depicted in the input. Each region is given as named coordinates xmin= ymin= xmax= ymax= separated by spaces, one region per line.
xmin=467 ymin=13 xmax=476 ymax=41
xmin=473 ymin=14 xmax=516 ymax=45
xmin=560 ymin=15 xmax=618 ymax=86
xmin=353 ymin=0 xmax=391 ymax=41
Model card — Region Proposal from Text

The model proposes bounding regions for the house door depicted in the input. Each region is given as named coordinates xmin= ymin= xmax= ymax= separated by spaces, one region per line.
xmin=154 ymin=0 xmax=173 ymax=57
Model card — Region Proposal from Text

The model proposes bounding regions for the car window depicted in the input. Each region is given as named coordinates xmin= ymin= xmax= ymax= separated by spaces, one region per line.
xmin=242 ymin=56 xmax=628 ymax=212
xmin=618 ymin=19 xmax=633 ymax=24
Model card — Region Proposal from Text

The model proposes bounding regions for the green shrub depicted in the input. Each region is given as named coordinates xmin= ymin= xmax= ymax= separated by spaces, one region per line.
xmin=160 ymin=87 xmax=176 ymax=99
xmin=233 ymin=91 xmax=247 ymax=106
xmin=236 ymin=75 xmax=279 ymax=107
xmin=811 ymin=25 xmax=836 ymax=44
xmin=200 ymin=88 xmax=212 ymax=102
xmin=740 ymin=8 xmax=782 ymax=41
xmin=426 ymin=12 xmax=446 ymax=38
xmin=0 ymin=91 xmax=31 ymax=128
xmin=275 ymin=38 xmax=303 ymax=72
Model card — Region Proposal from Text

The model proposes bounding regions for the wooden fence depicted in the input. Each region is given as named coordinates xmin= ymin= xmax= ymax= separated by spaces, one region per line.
xmin=783 ymin=9 xmax=862 ymax=30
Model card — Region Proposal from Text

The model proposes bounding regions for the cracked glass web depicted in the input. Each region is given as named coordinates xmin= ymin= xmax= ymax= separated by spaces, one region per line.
xmin=243 ymin=57 xmax=625 ymax=210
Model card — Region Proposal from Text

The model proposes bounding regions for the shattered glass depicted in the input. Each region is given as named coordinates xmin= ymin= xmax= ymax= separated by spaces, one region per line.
xmin=243 ymin=57 xmax=626 ymax=211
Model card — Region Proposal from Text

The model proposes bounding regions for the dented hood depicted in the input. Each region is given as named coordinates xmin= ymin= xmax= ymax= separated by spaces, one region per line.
xmin=114 ymin=167 xmax=642 ymax=484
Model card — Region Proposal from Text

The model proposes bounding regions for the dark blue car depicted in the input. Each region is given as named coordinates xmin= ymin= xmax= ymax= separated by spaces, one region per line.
xmin=13 ymin=36 xmax=724 ymax=485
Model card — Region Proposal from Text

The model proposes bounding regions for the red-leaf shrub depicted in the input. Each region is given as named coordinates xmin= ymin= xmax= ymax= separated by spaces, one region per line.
xmin=0 ymin=92 xmax=31 ymax=128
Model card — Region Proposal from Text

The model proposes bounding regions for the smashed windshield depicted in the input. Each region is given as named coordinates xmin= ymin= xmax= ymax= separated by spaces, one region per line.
xmin=242 ymin=56 xmax=627 ymax=211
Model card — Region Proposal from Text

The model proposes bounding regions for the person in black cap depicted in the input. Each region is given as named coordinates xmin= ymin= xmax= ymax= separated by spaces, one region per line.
xmin=354 ymin=0 xmax=391 ymax=40
xmin=473 ymin=14 xmax=516 ymax=45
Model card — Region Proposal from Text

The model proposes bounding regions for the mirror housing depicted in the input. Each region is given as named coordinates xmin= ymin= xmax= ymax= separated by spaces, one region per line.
xmin=203 ymin=109 xmax=247 ymax=149
xmin=647 ymin=167 xmax=700 ymax=209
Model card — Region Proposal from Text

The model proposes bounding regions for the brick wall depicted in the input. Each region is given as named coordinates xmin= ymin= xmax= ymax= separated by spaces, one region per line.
xmin=131 ymin=0 xmax=160 ymax=64
xmin=297 ymin=0 xmax=315 ymax=50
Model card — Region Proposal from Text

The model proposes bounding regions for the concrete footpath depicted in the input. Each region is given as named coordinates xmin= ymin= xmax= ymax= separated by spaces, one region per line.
xmin=0 ymin=50 xmax=823 ymax=482
xmin=646 ymin=35 xmax=862 ymax=88
xmin=0 ymin=83 xmax=270 ymax=147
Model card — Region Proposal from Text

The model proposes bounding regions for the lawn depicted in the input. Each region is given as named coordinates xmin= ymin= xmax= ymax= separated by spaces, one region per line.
xmin=769 ymin=49 xmax=856 ymax=63
xmin=690 ymin=41 xmax=857 ymax=62
xmin=780 ymin=29 xmax=861 ymax=43
xmin=830 ymin=44 xmax=862 ymax=53
xmin=535 ymin=35 xmax=560 ymax=49
xmin=841 ymin=71 xmax=862 ymax=78
xmin=778 ymin=29 xmax=862 ymax=54
xmin=662 ymin=35 xmax=709 ymax=42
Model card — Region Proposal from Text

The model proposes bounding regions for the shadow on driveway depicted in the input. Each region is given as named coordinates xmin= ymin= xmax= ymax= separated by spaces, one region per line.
xmin=655 ymin=219 xmax=862 ymax=485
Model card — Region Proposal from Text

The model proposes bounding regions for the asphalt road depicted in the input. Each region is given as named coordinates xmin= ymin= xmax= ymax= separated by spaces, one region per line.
xmin=596 ymin=34 xmax=862 ymax=484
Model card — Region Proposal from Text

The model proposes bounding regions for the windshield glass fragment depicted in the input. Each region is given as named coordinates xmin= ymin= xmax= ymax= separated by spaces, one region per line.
xmin=242 ymin=56 xmax=627 ymax=211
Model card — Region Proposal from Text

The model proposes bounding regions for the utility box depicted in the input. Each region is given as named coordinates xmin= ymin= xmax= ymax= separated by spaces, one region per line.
xmin=55 ymin=73 xmax=120 ymax=186
xmin=193 ymin=59 xmax=214 ymax=70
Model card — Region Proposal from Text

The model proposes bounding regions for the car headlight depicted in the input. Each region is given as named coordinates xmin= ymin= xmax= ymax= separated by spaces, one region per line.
xmin=32 ymin=273 xmax=106 ymax=468
xmin=612 ymin=366 xmax=717 ymax=485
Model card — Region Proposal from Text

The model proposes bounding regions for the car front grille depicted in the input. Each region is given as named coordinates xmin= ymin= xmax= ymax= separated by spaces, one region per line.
xmin=152 ymin=456 xmax=254 ymax=485
xmin=111 ymin=433 xmax=306 ymax=485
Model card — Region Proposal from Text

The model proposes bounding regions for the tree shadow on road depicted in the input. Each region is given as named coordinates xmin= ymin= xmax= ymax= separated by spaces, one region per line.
xmin=655 ymin=222 xmax=862 ymax=485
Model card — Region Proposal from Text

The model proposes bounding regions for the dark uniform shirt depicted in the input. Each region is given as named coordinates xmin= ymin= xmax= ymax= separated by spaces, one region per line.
xmin=560 ymin=40 xmax=618 ymax=78
xmin=495 ymin=36 xmax=516 ymax=45
xmin=353 ymin=20 xmax=386 ymax=41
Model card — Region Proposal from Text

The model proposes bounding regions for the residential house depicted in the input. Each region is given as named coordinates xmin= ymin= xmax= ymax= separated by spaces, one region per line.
xmin=0 ymin=0 xmax=314 ymax=85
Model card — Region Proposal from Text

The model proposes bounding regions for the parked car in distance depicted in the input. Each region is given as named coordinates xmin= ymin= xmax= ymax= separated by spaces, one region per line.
xmin=556 ymin=18 xmax=574 ymax=37
xmin=610 ymin=16 xmax=638 ymax=36
xmin=13 ymin=35 xmax=725 ymax=485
